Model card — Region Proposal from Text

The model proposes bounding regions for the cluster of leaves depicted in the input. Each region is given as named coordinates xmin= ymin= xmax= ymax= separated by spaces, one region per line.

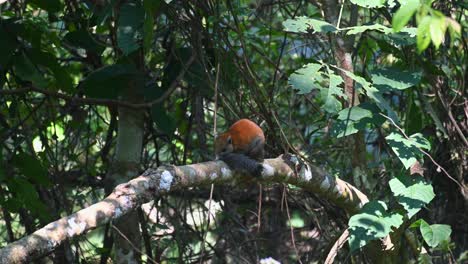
xmin=284 ymin=0 xmax=460 ymax=256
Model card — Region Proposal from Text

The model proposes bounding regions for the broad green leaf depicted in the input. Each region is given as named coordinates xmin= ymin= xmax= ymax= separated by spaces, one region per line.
xmin=28 ymin=49 xmax=74 ymax=92
xmin=321 ymin=72 xmax=345 ymax=113
xmin=331 ymin=102 xmax=385 ymax=138
xmin=346 ymin=24 xmax=392 ymax=35
xmin=419 ymin=220 xmax=452 ymax=248
xmin=64 ymin=30 xmax=105 ymax=54
xmin=143 ymin=0 xmax=161 ymax=52
xmin=117 ymin=2 xmax=144 ymax=54
xmin=389 ymin=175 xmax=435 ymax=218
xmin=363 ymin=86 xmax=400 ymax=123
xmin=151 ymin=104 xmax=176 ymax=135
xmin=429 ymin=16 xmax=446 ymax=49
xmin=337 ymin=68 xmax=372 ymax=90
xmin=12 ymin=153 xmax=50 ymax=185
xmin=371 ymin=67 xmax=422 ymax=91
xmin=0 ymin=26 xmax=18 ymax=67
xmin=349 ymin=201 xmax=404 ymax=251
xmin=392 ymin=0 xmax=420 ymax=32
xmin=8 ymin=178 xmax=50 ymax=220
xmin=385 ymin=132 xmax=430 ymax=169
xmin=289 ymin=63 xmax=324 ymax=94
xmin=28 ymin=0 xmax=62 ymax=13
xmin=283 ymin=17 xmax=336 ymax=33
xmin=417 ymin=16 xmax=432 ymax=53
xmin=80 ymin=64 xmax=142 ymax=99
xmin=13 ymin=52 xmax=48 ymax=88
xmin=350 ymin=0 xmax=386 ymax=8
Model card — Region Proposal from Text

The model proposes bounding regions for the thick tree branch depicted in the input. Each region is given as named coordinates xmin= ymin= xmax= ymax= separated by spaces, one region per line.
xmin=0 ymin=155 xmax=368 ymax=264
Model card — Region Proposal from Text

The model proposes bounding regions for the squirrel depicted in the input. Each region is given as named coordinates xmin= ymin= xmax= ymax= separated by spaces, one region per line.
xmin=214 ymin=119 xmax=265 ymax=177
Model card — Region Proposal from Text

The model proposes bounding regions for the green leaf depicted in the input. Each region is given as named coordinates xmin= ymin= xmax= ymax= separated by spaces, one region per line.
xmin=321 ymin=72 xmax=345 ymax=113
xmin=385 ymin=132 xmax=430 ymax=169
xmin=64 ymin=30 xmax=105 ymax=54
xmin=28 ymin=49 xmax=74 ymax=92
xmin=363 ymin=86 xmax=400 ymax=124
xmin=392 ymin=0 xmax=420 ymax=32
xmin=350 ymin=0 xmax=386 ymax=8
xmin=331 ymin=102 xmax=385 ymax=138
xmin=419 ymin=220 xmax=452 ymax=248
xmin=370 ymin=67 xmax=422 ymax=91
xmin=0 ymin=151 xmax=5 ymax=182
xmin=12 ymin=52 xmax=48 ymax=88
xmin=429 ymin=16 xmax=446 ymax=49
xmin=288 ymin=63 xmax=324 ymax=94
xmin=117 ymin=2 xmax=144 ymax=54
xmin=12 ymin=153 xmax=50 ymax=185
xmin=143 ymin=0 xmax=161 ymax=52
xmin=0 ymin=25 xmax=19 ymax=67
xmin=28 ymin=0 xmax=62 ymax=13
xmin=80 ymin=64 xmax=142 ymax=99
xmin=346 ymin=24 xmax=392 ymax=35
xmin=283 ymin=17 xmax=336 ymax=33
xmin=151 ymin=104 xmax=176 ymax=135
xmin=9 ymin=178 xmax=50 ymax=220
xmin=389 ymin=175 xmax=435 ymax=218
xmin=349 ymin=201 xmax=404 ymax=251
xmin=417 ymin=16 xmax=432 ymax=53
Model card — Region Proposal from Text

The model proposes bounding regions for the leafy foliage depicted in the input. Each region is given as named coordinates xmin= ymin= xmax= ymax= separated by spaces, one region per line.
xmin=389 ymin=175 xmax=435 ymax=218
xmin=348 ymin=201 xmax=403 ymax=251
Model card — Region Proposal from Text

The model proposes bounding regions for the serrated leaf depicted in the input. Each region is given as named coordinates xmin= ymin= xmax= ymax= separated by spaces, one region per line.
xmin=346 ymin=24 xmax=392 ymax=35
xmin=331 ymin=102 xmax=385 ymax=138
xmin=419 ymin=220 xmax=452 ymax=248
xmin=288 ymin=63 xmax=324 ymax=94
xmin=389 ymin=175 xmax=435 ymax=218
xmin=117 ymin=2 xmax=144 ymax=54
xmin=349 ymin=201 xmax=404 ymax=251
xmin=350 ymin=0 xmax=386 ymax=8
xmin=371 ymin=67 xmax=422 ymax=91
xmin=385 ymin=132 xmax=430 ymax=169
xmin=283 ymin=17 xmax=336 ymax=33
xmin=321 ymin=72 xmax=345 ymax=113
xmin=392 ymin=0 xmax=419 ymax=32
xmin=363 ymin=86 xmax=400 ymax=124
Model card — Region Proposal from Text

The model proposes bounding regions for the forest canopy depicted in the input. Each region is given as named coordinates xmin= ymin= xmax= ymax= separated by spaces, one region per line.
xmin=0 ymin=0 xmax=466 ymax=263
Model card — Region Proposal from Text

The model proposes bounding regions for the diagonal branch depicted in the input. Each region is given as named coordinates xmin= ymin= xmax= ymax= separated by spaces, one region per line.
xmin=0 ymin=155 xmax=368 ymax=264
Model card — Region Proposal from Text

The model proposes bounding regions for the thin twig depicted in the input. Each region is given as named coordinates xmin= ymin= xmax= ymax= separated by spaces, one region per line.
xmin=111 ymin=225 xmax=158 ymax=264
xmin=283 ymin=185 xmax=303 ymax=264
xmin=0 ymin=54 xmax=196 ymax=109
xmin=380 ymin=113 xmax=463 ymax=189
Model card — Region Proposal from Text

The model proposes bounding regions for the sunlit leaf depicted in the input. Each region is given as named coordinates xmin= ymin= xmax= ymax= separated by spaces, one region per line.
xmin=350 ymin=0 xmax=386 ymax=8
xmin=349 ymin=201 xmax=404 ymax=251
xmin=392 ymin=0 xmax=420 ymax=32
xmin=371 ymin=67 xmax=422 ymax=90
xmin=283 ymin=17 xmax=336 ymax=33
xmin=389 ymin=175 xmax=435 ymax=218
xmin=385 ymin=132 xmax=430 ymax=169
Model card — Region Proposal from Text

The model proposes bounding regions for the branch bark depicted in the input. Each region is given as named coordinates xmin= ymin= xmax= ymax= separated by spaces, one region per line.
xmin=0 ymin=155 xmax=368 ymax=264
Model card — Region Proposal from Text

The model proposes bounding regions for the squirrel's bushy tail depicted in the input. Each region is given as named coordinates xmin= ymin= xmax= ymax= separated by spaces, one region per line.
xmin=218 ymin=152 xmax=263 ymax=177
